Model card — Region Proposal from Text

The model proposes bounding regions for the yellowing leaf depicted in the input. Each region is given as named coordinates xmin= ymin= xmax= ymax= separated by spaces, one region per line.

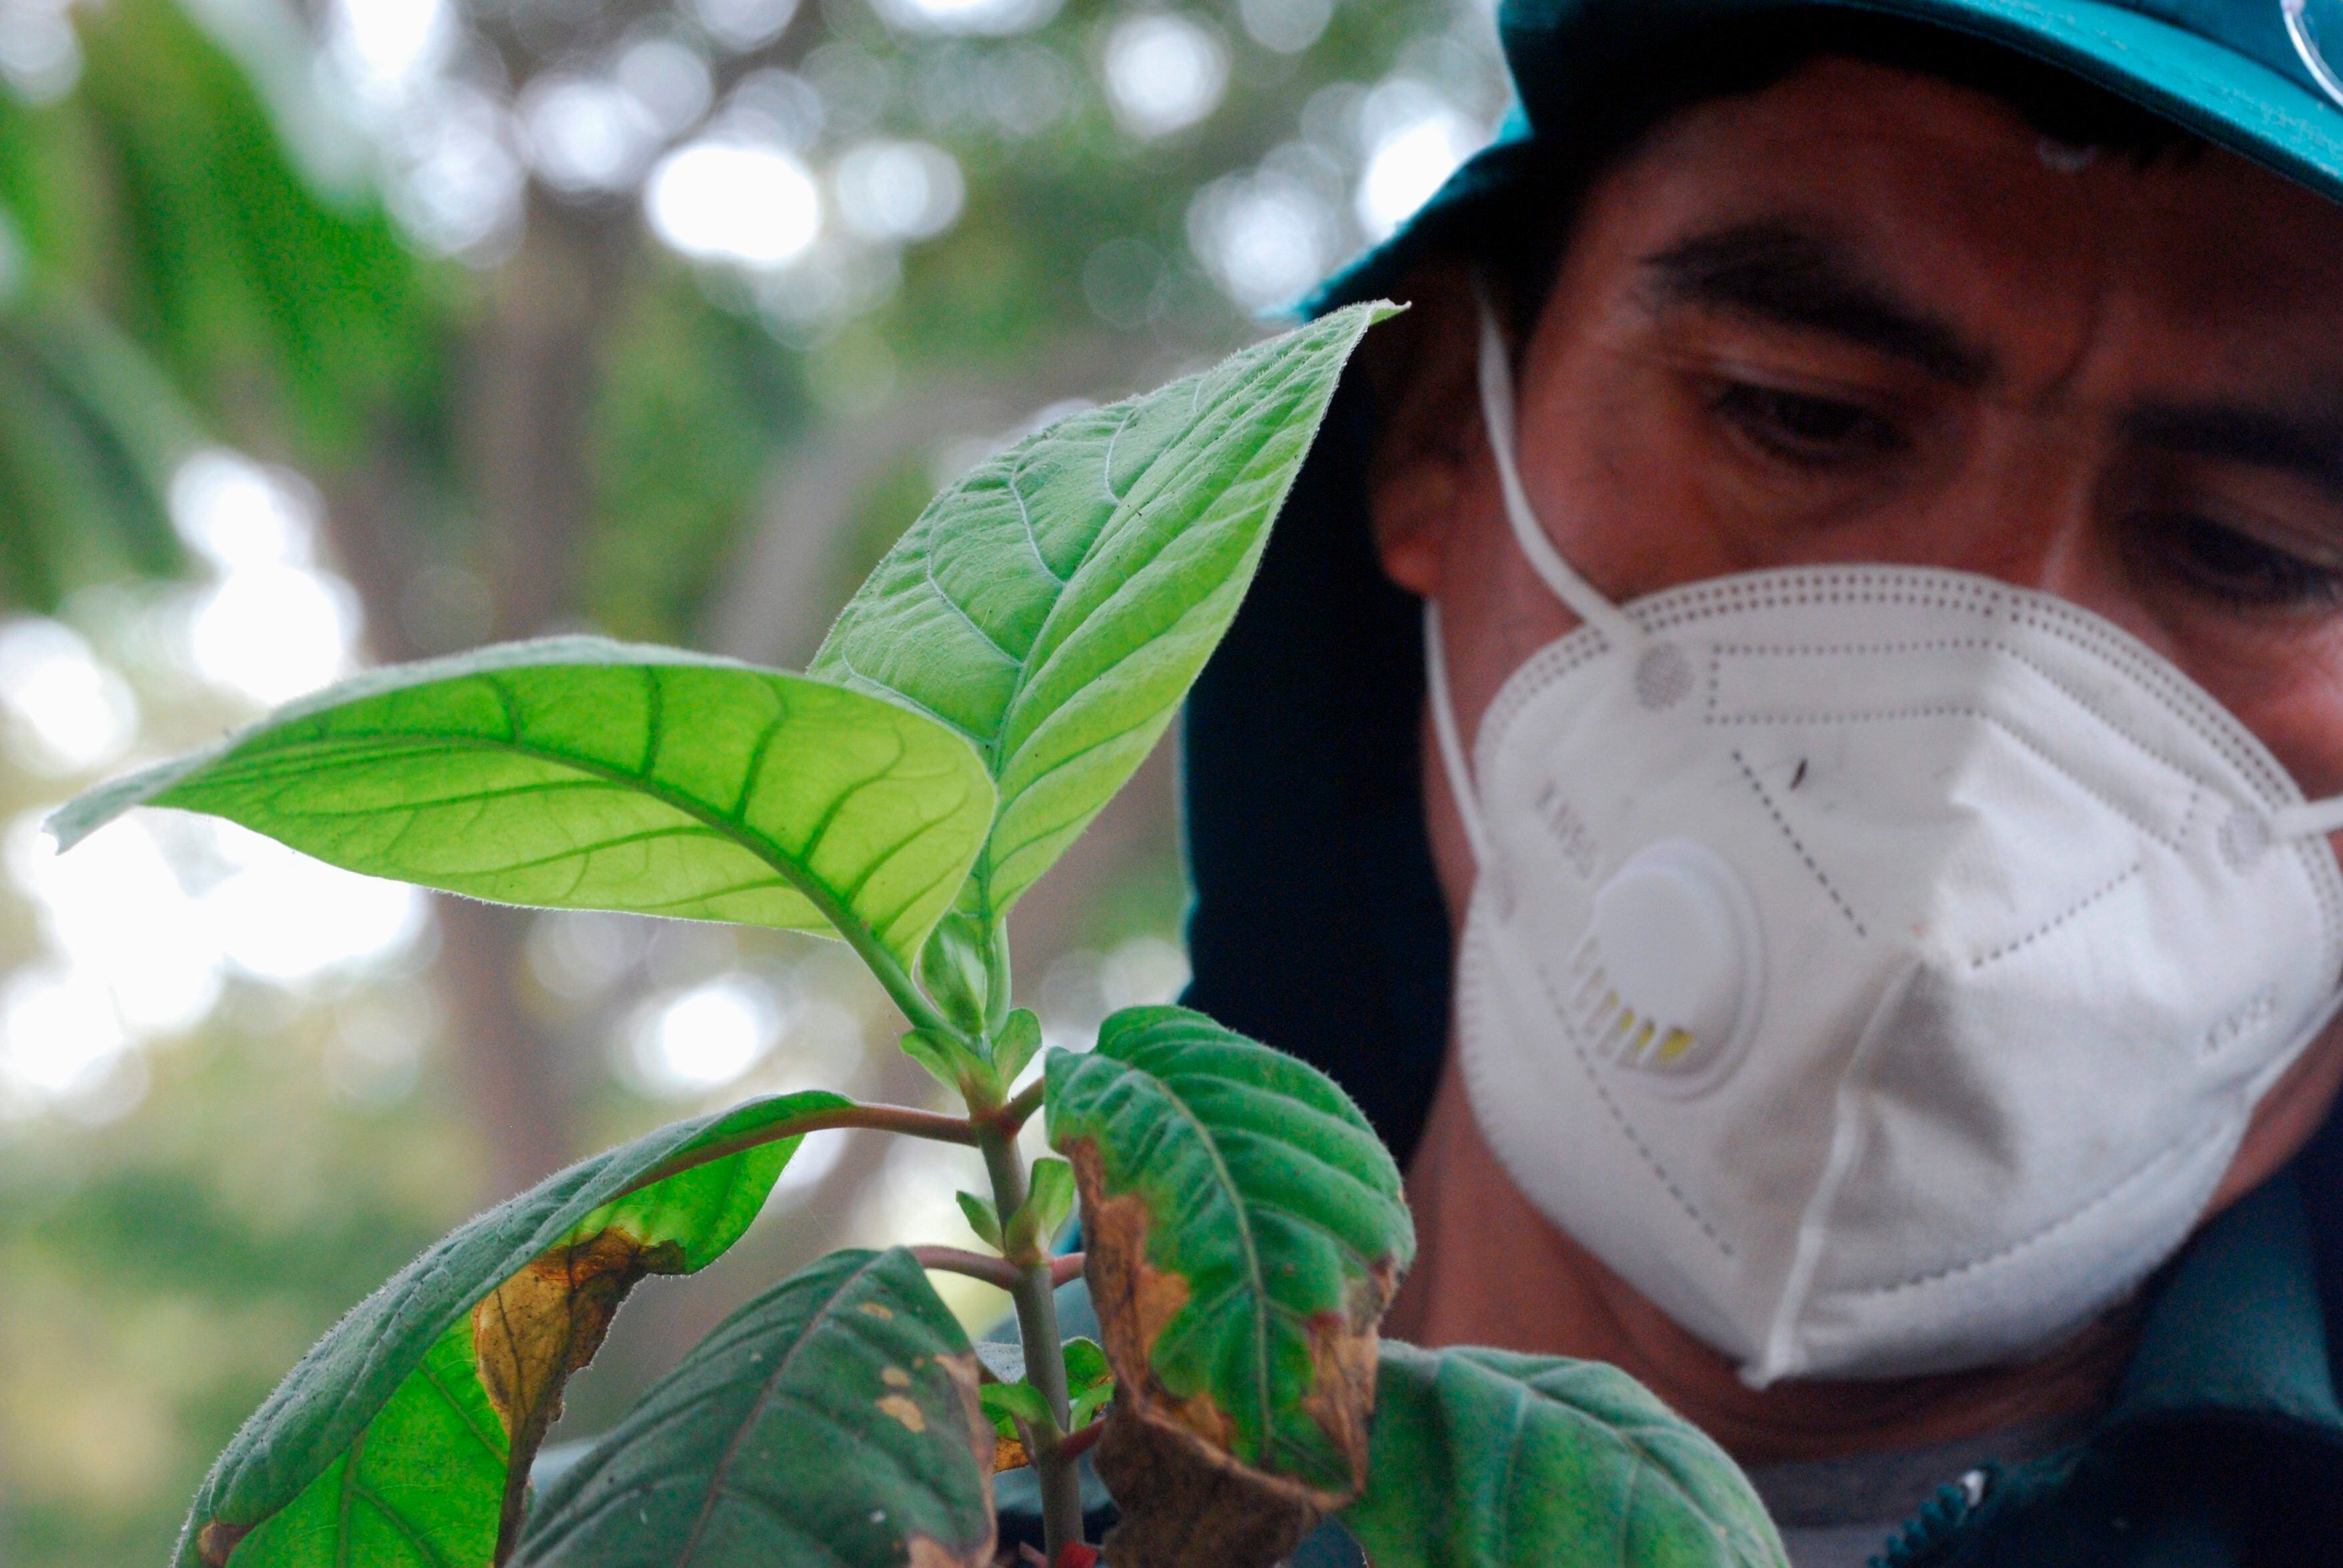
xmin=1046 ymin=1006 xmax=1412 ymax=1568
xmin=174 ymin=1091 xmax=855 ymax=1568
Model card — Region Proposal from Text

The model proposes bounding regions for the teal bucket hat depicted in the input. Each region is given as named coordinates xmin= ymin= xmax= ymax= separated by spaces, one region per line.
xmin=1318 ymin=0 xmax=2343 ymax=311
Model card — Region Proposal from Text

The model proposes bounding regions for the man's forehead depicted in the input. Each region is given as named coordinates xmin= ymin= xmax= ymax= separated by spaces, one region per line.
xmin=1596 ymin=55 xmax=2343 ymax=344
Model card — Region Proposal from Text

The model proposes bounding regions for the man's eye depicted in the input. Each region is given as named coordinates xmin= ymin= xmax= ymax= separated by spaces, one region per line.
xmin=2151 ymin=513 xmax=2343 ymax=614
xmin=1710 ymin=381 xmax=1906 ymax=467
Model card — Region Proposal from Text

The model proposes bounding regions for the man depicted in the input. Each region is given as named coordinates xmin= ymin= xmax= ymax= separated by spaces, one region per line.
xmin=1179 ymin=1 xmax=2343 ymax=1561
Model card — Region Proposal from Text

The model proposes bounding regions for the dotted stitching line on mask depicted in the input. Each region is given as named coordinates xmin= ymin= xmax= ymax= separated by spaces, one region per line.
xmin=1458 ymin=929 xmax=1734 ymax=1257
xmin=1642 ymin=571 xmax=2286 ymax=801
xmin=1988 ymin=640 xmax=2214 ymax=807
xmin=1456 ymin=569 xmax=2343 ymax=970
xmin=1705 ymin=635 xmax=2214 ymax=801
xmin=1732 ymin=749 xmax=1868 ymax=938
xmin=1969 ymin=862 xmax=2142 ymax=972
xmin=1964 ymin=607 xmax=2336 ymax=947
xmin=2203 ymin=986 xmax=2280 ymax=1061
xmin=1716 ymin=705 xmax=2187 ymax=855
xmin=1704 ymin=640 xmax=2213 ymax=852
xmin=1829 ymin=1127 xmax=2209 ymax=1303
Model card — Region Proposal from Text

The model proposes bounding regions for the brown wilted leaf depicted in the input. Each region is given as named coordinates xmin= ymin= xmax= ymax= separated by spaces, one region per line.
xmin=1300 ymin=1257 xmax=1400 ymax=1492
xmin=472 ymin=1227 xmax=675 ymax=1559
xmin=195 ymin=1519 xmax=251 ymax=1567
xmin=1048 ymin=1018 xmax=1414 ymax=1567
xmin=1064 ymin=1144 xmax=1198 ymax=1429
xmin=1092 ymin=1391 xmax=1328 ymax=1568
xmin=1067 ymin=1140 xmax=1388 ymax=1568
xmin=926 ymin=1348 xmax=1001 ymax=1568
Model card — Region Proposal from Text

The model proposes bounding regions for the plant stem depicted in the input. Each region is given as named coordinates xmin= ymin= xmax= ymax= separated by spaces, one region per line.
xmin=980 ymin=1121 xmax=1085 ymax=1557
xmin=838 ymin=919 xmax=955 ymax=1040
xmin=912 ymin=1247 xmax=1086 ymax=1290
xmin=1057 ymin=1418 xmax=1105 ymax=1464
xmin=912 ymin=1245 xmax=1023 ymax=1289
xmin=614 ymin=1101 xmax=978 ymax=1200
xmin=995 ymin=1076 xmax=1046 ymax=1134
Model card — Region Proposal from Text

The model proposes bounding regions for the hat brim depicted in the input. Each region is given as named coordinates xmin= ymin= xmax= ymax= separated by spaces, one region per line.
xmin=1315 ymin=0 xmax=2343 ymax=313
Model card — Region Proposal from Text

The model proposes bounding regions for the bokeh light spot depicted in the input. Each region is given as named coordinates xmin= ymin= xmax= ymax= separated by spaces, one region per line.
xmin=833 ymin=139 xmax=964 ymax=242
xmin=0 ymin=620 xmax=138 ymax=777
xmin=1356 ymin=106 xmax=1479 ymax=242
xmin=1239 ymin=0 xmax=1332 ymax=55
xmin=630 ymin=975 xmax=781 ymax=1095
xmin=648 ymin=139 xmax=822 ymax=267
xmin=169 ymin=448 xmax=316 ymax=572
xmin=188 ymin=564 xmax=362 ymax=706
xmin=1103 ymin=13 xmax=1229 ymax=139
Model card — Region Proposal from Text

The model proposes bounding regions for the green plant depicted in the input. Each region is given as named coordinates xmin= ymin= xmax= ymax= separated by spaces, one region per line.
xmin=54 ymin=303 xmax=1787 ymax=1568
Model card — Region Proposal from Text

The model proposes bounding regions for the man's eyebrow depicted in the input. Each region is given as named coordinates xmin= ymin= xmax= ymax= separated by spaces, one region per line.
xmin=2123 ymin=402 xmax=2343 ymax=495
xmin=1639 ymin=222 xmax=1992 ymax=387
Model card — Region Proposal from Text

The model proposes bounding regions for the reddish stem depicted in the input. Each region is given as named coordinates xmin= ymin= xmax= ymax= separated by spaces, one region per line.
xmin=614 ymin=1101 xmax=979 ymax=1202
xmin=991 ymin=1076 xmax=1046 ymax=1135
xmin=914 ymin=1245 xmax=1023 ymax=1289
xmin=1057 ymin=1417 xmax=1105 ymax=1464
xmin=913 ymin=1247 xmax=1086 ymax=1291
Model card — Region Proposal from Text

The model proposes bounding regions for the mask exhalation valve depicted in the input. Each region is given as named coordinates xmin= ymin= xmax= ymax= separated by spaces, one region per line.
xmin=1568 ymin=839 xmax=1763 ymax=1081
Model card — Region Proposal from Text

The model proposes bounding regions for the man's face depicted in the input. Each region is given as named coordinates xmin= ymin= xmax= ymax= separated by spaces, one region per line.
xmin=1374 ymin=54 xmax=2343 ymax=1211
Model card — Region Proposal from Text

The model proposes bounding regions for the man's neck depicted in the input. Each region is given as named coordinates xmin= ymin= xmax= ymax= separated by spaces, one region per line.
xmin=1382 ymin=1056 xmax=2138 ymax=1465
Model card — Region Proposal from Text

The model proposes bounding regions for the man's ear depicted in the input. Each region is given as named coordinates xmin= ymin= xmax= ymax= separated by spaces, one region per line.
xmin=1363 ymin=261 xmax=1489 ymax=599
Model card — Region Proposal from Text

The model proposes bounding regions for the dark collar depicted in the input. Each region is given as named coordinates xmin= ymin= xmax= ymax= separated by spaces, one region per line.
xmin=1890 ymin=1172 xmax=2343 ymax=1566
xmin=2104 ymin=1170 xmax=2343 ymax=1436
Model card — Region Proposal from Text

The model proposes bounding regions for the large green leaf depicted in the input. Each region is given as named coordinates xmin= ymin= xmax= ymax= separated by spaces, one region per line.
xmin=50 ymin=638 xmax=995 ymax=968
xmin=812 ymin=301 xmax=1395 ymax=920
xmin=1045 ymin=1006 xmax=1414 ymax=1502
xmin=1342 ymin=1345 xmax=1788 ymax=1568
xmin=176 ymin=1091 xmax=859 ymax=1568
xmin=512 ymin=1248 xmax=995 ymax=1568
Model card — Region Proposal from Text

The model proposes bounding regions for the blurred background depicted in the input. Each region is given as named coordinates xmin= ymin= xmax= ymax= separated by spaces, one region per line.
xmin=0 ymin=0 xmax=1505 ymax=1559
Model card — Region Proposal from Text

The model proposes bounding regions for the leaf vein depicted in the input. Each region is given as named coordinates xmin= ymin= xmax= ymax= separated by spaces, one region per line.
xmin=1007 ymin=453 xmax=1067 ymax=584
xmin=673 ymin=1252 xmax=896 ymax=1565
xmin=923 ymin=547 xmax=1023 ymax=666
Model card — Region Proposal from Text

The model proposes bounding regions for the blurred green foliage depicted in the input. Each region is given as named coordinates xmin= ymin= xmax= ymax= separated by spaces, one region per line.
xmin=584 ymin=275 xmax=797 ymax=641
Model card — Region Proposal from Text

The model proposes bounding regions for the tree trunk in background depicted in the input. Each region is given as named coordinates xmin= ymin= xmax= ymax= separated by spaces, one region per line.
xmin=434 ymin=896 xmax=577 ymax=1195
xmin=468 ymin=193 xmax=616 ymax=643
xmin=436 ymin=194 xmax=632 ymax=1197
xmin=322 ymin=190 xmax=630 ymax=1200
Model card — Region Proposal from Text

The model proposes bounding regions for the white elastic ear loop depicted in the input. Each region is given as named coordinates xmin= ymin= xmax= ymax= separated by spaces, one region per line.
xmin=2269 ymin=795 xmax=2343 ymax=842
xmin=1474 ymin=294 xmax=1643 ymax=651
xmin=1425 ymin=601 xmax=1493 ymax=869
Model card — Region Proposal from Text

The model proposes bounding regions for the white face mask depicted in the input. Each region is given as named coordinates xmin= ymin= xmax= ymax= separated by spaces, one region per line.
xmin=1432 ymin=303 xmax=2343 ymax=1387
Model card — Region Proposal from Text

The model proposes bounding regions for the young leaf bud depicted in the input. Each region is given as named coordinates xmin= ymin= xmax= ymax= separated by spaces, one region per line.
xmin=1004 ymin=1156 xmax=1076 ymax=1262
xmin=991 ymin=1008 xmax=1043 ymax=1083
xmin=919 ymin=912 xmax=995 ymax=1035
xmin=957 ymin=1190 xmax=1005 ymax=1251
xmin=899 ymin=1027 xmax=992 ymax=1097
